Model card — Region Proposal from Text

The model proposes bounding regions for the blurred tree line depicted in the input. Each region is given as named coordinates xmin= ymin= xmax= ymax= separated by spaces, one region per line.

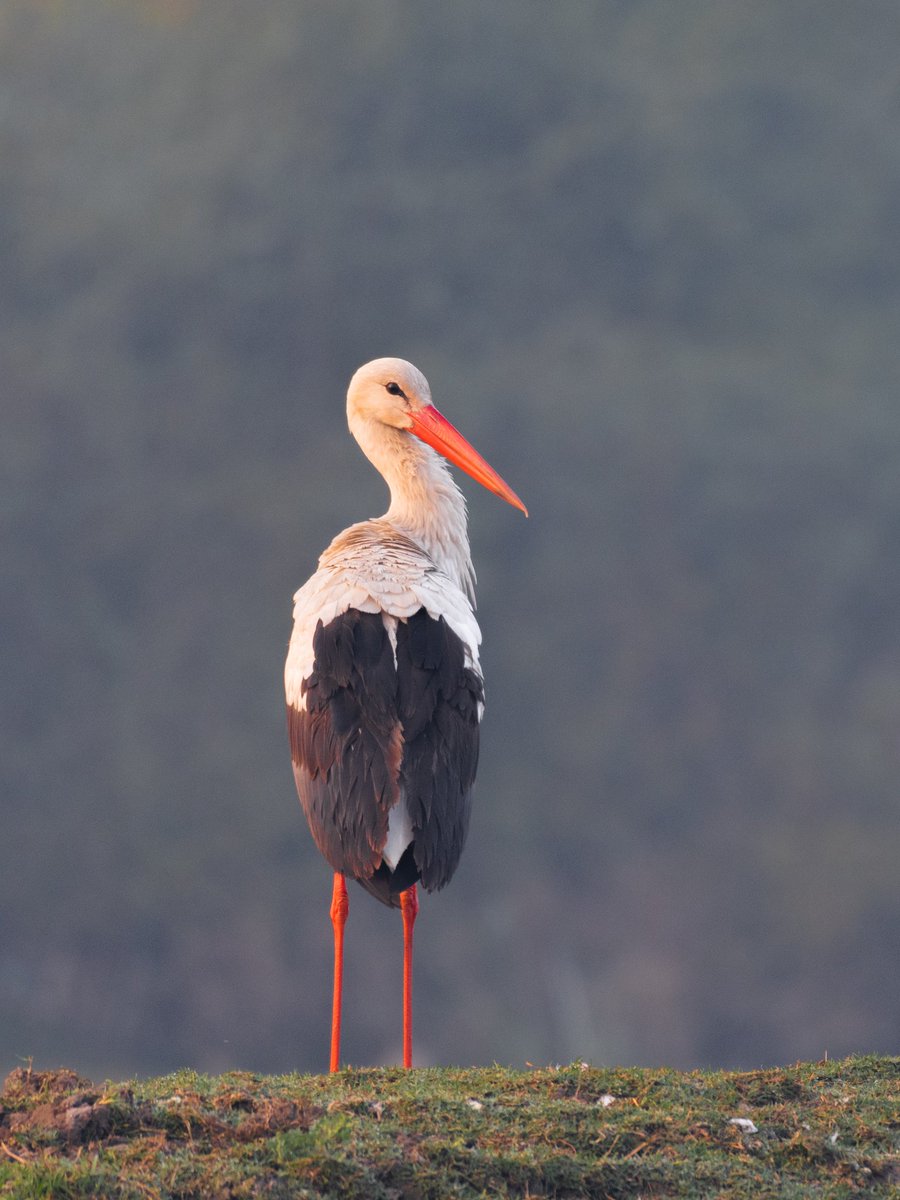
xmin=2 ymin=0 xmax=899 ymax=1076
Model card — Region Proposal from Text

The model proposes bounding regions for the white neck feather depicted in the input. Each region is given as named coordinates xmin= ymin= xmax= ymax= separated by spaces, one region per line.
xmin=351 ymin=417 xmax=476 ymax=602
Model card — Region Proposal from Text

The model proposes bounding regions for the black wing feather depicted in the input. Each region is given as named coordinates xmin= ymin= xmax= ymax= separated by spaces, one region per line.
xmin=396 ymin=609 xmax=483 ymax=893
xmin=289 ymin=611 xmax=400 ymax=881
xmin=288 ymin=606 xmax=483 ymax=907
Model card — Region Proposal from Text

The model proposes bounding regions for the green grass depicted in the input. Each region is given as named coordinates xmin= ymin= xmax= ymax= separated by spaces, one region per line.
xmin=1 ymin=1057 xmax=897 ymax=1198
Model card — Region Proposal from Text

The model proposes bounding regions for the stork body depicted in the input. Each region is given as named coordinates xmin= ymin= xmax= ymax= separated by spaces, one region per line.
xmin=285 ymin=358 xmax=526 ymax=1070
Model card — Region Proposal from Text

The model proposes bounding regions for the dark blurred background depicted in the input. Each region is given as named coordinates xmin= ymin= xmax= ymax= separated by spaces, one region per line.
xmin=3 ymin=0 xmax=899 ymax=1079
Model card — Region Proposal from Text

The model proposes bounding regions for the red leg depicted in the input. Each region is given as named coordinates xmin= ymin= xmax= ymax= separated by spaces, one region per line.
xmin=329 ymin=873 xmax=349 ymax=1073
xmin=400 ymin=884 xmax=418 ymax=1068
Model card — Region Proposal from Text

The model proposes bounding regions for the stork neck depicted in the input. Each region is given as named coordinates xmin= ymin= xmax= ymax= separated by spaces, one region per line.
xmin=355 ymin=421 xmax=475 ymax=599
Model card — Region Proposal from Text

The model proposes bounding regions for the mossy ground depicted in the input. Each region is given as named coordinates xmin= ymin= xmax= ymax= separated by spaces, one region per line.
xmin=0 ymin=1057 xmax=897 ymax=1198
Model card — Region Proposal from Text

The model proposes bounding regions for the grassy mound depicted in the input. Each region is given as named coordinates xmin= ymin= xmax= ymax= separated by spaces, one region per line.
xmin=1 ymin=1056 xmax=897 ymax=1197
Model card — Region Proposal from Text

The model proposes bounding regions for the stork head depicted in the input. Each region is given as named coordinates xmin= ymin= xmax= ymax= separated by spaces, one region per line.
xmin=347 ymin=357 xmax=528 ymax=516
xmin=347 ymin=357 xmax=433 ymax=430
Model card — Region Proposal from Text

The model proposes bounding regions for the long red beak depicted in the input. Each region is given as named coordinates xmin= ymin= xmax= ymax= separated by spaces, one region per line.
xmin=408 ymin=405 xmax=528 ymax=516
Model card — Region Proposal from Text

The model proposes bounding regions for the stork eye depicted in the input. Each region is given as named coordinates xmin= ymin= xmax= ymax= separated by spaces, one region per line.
xmin=385 ymin=381 xmax=406 ymax=398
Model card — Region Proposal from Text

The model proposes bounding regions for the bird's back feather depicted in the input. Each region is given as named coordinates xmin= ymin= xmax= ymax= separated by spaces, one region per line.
xmin=285 ymin=520 xmax=484 ymax=907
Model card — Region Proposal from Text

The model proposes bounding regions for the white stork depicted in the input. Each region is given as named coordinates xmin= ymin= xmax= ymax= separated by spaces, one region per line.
xmin=285 ymin=357 xmax=526 ymax=1071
